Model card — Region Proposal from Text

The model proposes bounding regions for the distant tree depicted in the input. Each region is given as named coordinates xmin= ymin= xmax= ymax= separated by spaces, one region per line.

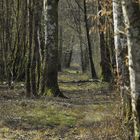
xmin=83 ymin=0 xmax=97 ymax=79
xmin=98 ymin=0 xmax=112 ymax=82
xmin=58 ymin=25 xmax=63 ymax=71
xmin=26 ymin=0 xmax=33 ymax=97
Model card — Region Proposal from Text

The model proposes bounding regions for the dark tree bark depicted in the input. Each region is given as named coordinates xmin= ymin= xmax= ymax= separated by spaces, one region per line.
xmin=58 ymin=25 xmax=63 ymax=71
xmin=83 ymin=0 xmax=97 ymax=79
xmin=98 ymin=0 xmax=112 ymax=82
xmin=26 ymin=0 xmax=33 ymax=97
xmin=40 ymin=0 xmax=66 ymax=98
xmin=121 ymin=0 xmax=140 ymax=139
xmin=63 ymin=36 xmax=74 ymax=69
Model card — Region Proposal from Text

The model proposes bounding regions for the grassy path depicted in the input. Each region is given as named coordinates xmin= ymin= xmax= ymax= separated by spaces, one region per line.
xmin=0 ymin=71 xmax=126 ymax=140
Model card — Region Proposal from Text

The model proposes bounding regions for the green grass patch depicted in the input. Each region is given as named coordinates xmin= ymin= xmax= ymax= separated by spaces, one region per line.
xmin=0 ymin=71 xmax=124 ymax=140
xmin=58 ymin=71 xmax=90 ymax=82
xmin=59 ymin=82 xmax=109 ymax=92
xmin=22 ymin=105 xmax=77 ymax=128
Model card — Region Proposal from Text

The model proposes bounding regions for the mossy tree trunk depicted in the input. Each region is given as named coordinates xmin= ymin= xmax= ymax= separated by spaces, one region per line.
xmin=40 ymin=0 xmax=65 ymax=97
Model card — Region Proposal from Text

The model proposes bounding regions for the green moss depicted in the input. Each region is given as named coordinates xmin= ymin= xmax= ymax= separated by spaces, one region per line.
xmin=46 ymin=89 xmax=54 ymax=96
xmin=44 ymin=88 xmax=57 ymax=97
xmin=1 ymin=127 xmax=10 ymax=133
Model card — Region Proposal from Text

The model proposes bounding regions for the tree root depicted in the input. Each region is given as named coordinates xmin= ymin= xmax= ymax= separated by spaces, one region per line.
xmin=54 ymin=91 xmax=69 ymax=99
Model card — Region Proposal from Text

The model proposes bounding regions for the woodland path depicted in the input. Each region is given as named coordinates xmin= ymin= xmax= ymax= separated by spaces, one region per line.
xmin=0 ymin=69 xmax=125 ymax=140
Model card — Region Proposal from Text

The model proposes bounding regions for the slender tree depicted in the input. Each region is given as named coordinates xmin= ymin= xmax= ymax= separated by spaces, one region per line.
xmin=98 ymin=0 xmax=112 ymax=82
xmin=83 ymin=0 xmax=97 ymax=79
xmin=26 ymin=0 xmax=33 ymax=97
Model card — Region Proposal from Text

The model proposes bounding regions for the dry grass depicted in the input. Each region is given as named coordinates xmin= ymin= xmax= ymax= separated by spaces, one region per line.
xmin=0 ymin=72 xmax=129 ymax=140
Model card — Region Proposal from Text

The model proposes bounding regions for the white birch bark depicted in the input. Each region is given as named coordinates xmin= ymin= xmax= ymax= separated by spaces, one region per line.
xmin=112 ymin=0 xmax=128 ymax=118
xmin=112 ymin=0 xmax=123 ymax=76
xmin=121 ymin=0 xmax=140 ymax=139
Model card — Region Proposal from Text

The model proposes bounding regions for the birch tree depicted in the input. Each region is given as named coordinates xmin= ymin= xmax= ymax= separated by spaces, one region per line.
xmin=121 ymin=0 xmax=140 ymax=139
xmin=112 ymin=0 xmax=124 ymax=80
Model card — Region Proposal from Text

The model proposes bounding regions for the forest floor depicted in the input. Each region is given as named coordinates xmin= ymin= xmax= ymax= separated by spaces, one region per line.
xmin=0 ymin=69 xmax=128 ymax=140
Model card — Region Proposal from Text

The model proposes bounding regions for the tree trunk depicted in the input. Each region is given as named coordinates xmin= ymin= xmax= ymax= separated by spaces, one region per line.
xmin=98 ymin=0 xmax=112 ymax=82
xmin=113 ymin=0 xmax=124 ymax=78
xmin=58 ymin=25 xmax=63 ymax=71
xmin=26 ymin=0 xmax=33 ymax=97
xmin=83 ymin=0 xmax=97 ymax=79
xmin=63 ymin=36 xmax=74 ymax=69
xmin=113 ymin=1 xmax=132 ymax=132
xmin=40 ymin=0 xmax=65 ymax=97
xmin=121 ymin=0 xmax=140 ymax=139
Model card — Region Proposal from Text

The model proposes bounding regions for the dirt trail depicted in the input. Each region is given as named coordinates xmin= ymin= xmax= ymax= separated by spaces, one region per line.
xmin=0 ymin=71 xmax=126 ymax=140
